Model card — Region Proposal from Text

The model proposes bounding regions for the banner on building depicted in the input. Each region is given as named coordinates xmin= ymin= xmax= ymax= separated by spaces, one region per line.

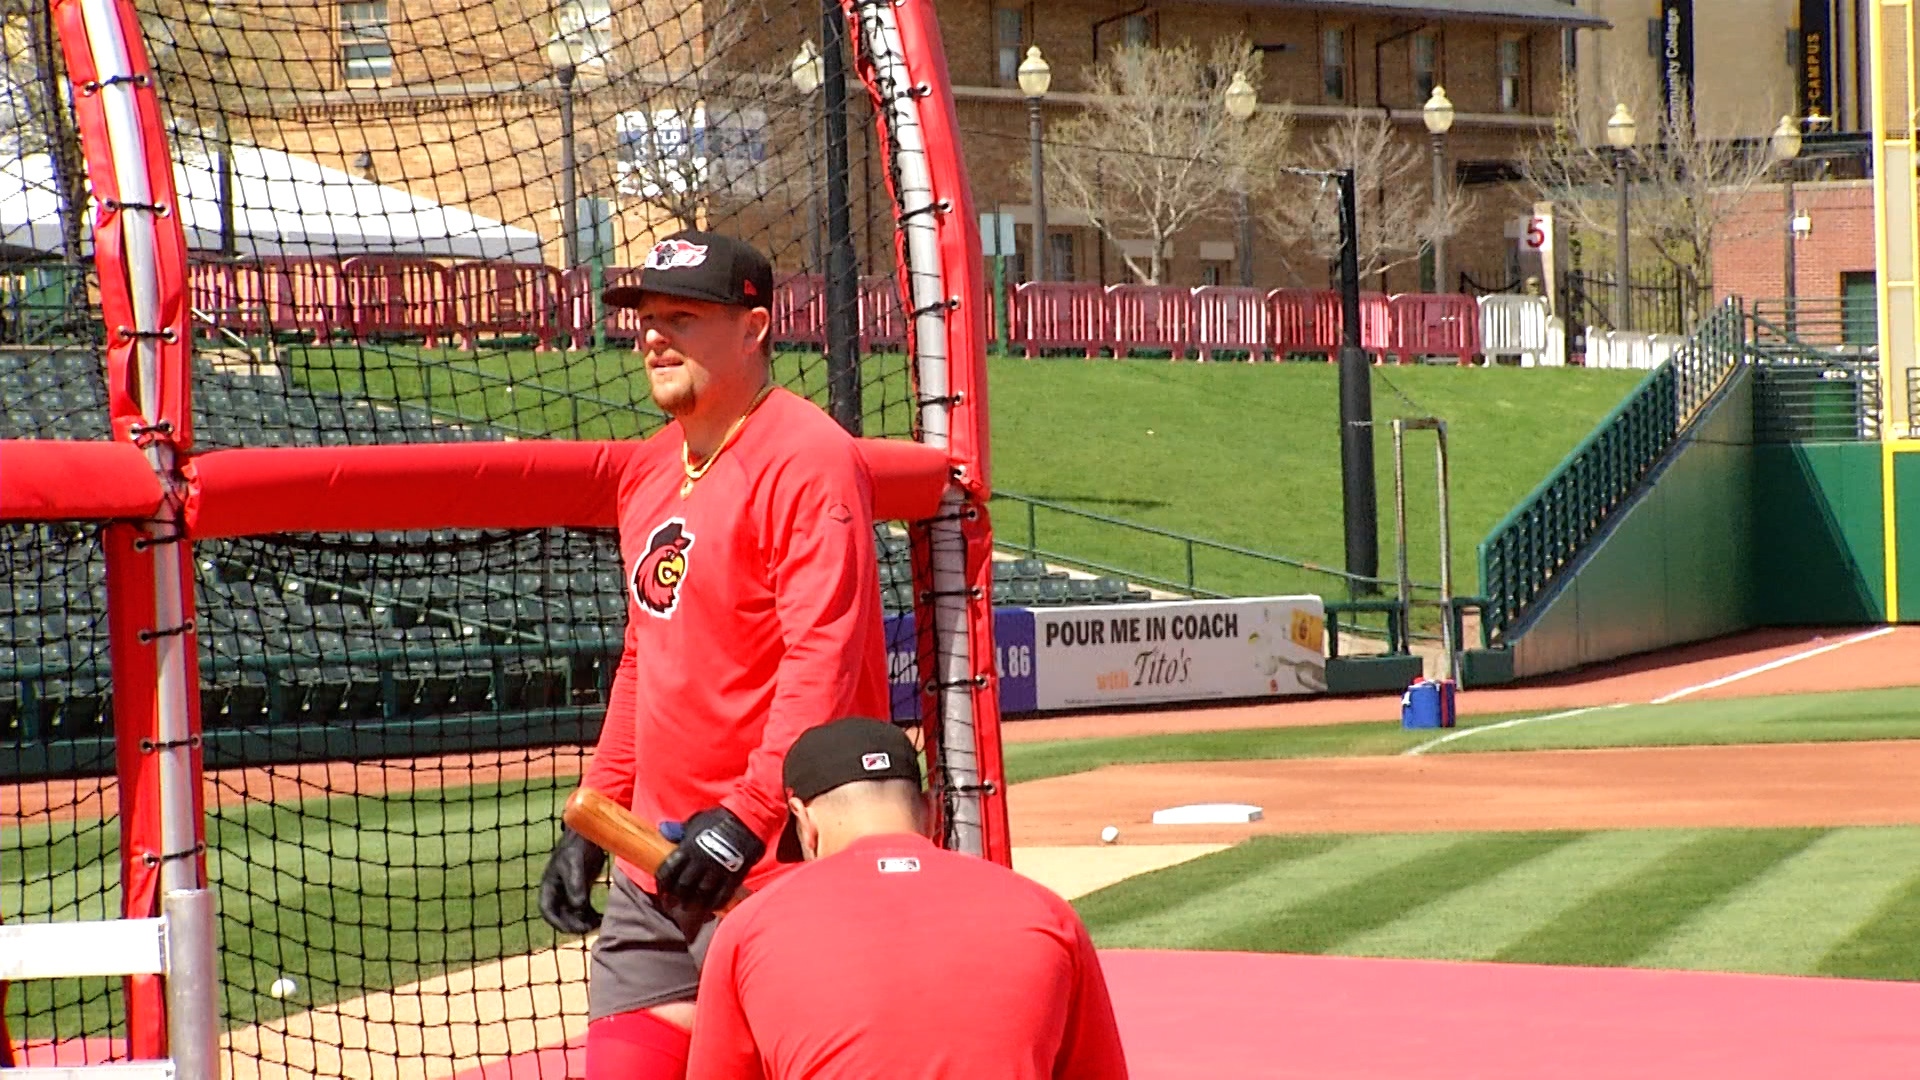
xmin=1030 ymin=596 xmax=1326 ymax=711
xmin=1660 ymin=0 xmax=1695 ymax=129
xmin=1800 ymin=0 xmax=1834 ymax=122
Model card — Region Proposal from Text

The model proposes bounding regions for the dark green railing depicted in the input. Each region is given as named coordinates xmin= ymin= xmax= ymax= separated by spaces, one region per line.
xmin=1476 ymin=298 xmax=1747 ymax=645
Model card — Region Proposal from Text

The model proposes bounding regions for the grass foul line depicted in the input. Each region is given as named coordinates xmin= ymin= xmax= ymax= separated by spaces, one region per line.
xmin=1650 ymin=627 xmax=1898 ymax=705
xmin=1402 ymin=704 xmax=1626 ymax=756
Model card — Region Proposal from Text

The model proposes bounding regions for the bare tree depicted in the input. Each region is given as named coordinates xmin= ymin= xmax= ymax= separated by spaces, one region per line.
xmin=2 ymin=0 xmax=88 ymax=266
xmin=1521 ymin=63 xmax=1776 ymax=299
xmin=1262 ymin=114 xmax=1472 ymax=286
xmin=1032 ymin=37 xmax=1290 ymax=284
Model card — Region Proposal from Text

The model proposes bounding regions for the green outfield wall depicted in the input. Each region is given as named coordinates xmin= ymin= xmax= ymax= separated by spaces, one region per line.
xmin=1505 ymin=370 xmax=1757 ymax=680
xmin=1750 ymin=443 xmax=1886 ymax=625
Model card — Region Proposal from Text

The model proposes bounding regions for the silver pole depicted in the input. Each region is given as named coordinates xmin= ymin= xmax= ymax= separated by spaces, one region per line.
xmin=1614 ymin=149 xmax=1631 ymax=330
xmin=1434 ymin=420 xmax=1456 ymax=681
xmin=164 ymin=889 xmax=221 ymax=1080
xmin=1391 ymin=419 xmax=1410 ymax=651
xmin=1430 ymin=132 xmax=1446 ymax=291
xmin=1027 ymin=98 xmax=1046 ymax=282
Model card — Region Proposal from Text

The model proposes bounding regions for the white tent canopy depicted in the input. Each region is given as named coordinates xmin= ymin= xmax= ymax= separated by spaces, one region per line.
xmin=0 ymin=144 xmax=544 ymax=263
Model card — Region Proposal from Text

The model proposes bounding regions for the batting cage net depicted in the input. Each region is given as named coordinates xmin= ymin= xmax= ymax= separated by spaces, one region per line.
xmin=2 ymin=0 xmax=999 ymax=1074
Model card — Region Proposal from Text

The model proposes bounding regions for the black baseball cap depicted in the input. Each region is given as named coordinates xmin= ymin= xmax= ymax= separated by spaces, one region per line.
xmin=602 ymin=229 xmax=774 ymax=311
xmin=776 ymin=717 xmax=923 ymax=862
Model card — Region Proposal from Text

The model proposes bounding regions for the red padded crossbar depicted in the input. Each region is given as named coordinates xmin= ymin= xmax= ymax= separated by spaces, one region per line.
xmin=0 ymin=440 xmax=166 ymax=520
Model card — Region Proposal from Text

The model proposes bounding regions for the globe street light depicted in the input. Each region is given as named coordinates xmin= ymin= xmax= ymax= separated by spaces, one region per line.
xmin=1605 ymin=103 xmax=1637 ymax=330
xmin=1421 ymin=86 xmax=1456 ymax=292
xmin=1017 ymin=44 xmax=1051 ymax=281
xmin=790 ymin=41 xmax=824 ymax=269
xmin=1224 ymin=71 xmax=1257 ymax=287
xmin=1770 ymin=113 xmax=1804 ymax=323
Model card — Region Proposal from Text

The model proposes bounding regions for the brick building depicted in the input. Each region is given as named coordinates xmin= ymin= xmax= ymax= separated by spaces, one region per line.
xmin=1712 ymin=178 xmax=1877 ymax=335
xmin=939 ymin=0 xmax=1603 ymax=292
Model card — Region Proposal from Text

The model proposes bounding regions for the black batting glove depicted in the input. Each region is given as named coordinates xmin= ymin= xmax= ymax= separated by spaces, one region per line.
xmin=538 ymin=826 xmax=607 ymax=935
xmin=654 ymin=806 xmax=764 ymax=917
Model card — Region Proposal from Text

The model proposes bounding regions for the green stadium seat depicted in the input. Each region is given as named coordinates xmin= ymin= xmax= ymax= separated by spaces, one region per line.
xmin=1067 ymin=578 xmax=1099 ymax=604
xmin=1006 ymin=580 xmax=1042 ymax=607
xmin=1035 ymin=579 xmax=1070 ymax=606
xmin=991 ymin=580 xmax=1013 ymax=606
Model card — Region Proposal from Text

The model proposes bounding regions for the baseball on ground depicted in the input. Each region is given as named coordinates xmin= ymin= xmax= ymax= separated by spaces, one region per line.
xmin=1100 ymin=825 xmax=1120 ymax=844
xmin=268 ymin=978 xmax=298 ymax=1000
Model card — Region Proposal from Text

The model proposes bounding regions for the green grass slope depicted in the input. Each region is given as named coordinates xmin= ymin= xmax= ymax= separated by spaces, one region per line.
xmin=1074 ymin=825 xmax=1920 ymax=981
xmin=281 ymin=344 xmax=1641 ymax=598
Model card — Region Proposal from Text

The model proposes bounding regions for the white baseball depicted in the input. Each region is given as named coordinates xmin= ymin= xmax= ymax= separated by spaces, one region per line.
xmin=1100 ymin=825 xmax=1119 ymax=844
xmin=268 ymin=978 xmax=298 ymax=1000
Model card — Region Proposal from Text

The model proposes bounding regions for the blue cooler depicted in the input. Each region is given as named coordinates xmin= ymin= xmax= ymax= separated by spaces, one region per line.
xmin=1401 ymin=678 xmax=1457 ymax=729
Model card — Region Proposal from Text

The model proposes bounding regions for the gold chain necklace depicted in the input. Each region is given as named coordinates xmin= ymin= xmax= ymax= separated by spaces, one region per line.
xmin=680 ymin=384 xmax=775 ymax=499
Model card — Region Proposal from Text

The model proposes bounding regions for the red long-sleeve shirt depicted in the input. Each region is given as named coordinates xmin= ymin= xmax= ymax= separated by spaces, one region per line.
xmin=688 ymin=834 xmax=1130 ymax=1080
xmin=582 ymin=387 xmax=891 ymax=893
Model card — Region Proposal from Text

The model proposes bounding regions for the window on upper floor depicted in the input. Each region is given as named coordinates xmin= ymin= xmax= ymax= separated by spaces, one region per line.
xmin=1499 ymin=36 xmax=1527 ymax=112
xmin=340 ymin=0 xmax=392 ymax=83
xmin=1096 ymin=11 xmax=1156 ymax=57
xmin=550 ymin=0 xmax=613 ymax=71
xmin=1322 ymin=26 xmax=1350 ymax=103
xmin=1412 ymin=31 xmax=1440 ymax=103
xmin=995 ymin=4 xmax=1032 ymax=87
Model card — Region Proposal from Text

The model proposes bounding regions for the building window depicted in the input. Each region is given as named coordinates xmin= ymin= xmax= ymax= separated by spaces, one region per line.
xmin=1096 ymin=11 xmax=1156 ymax=56
xmin=1322 ymin=26 xmax=1350 ymax=103
xmin=995 ymin=5 xmax=1030 ymax=87
xmin=1200 ymin=263 xmax=1226 ymax=287
xmin=340 ymin=1 xmax=392 ymax=82
xmin=1499 ymin=37 xmax=1526 ymax=112
xmin=1046 ymin=232 xmax=1075 ymax=281
xmin=1411 ymin=32 xmax=1440 ymax=102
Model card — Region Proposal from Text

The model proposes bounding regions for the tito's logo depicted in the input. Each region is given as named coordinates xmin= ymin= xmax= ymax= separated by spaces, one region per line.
xmin=631 ymin=519 xmax=694 ymax=619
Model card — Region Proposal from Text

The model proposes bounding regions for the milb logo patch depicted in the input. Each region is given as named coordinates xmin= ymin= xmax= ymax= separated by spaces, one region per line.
xmin=861 ymin=752 xmax=891 ymax=771
xmin=877 ymin=857 xmax=920 ymax=874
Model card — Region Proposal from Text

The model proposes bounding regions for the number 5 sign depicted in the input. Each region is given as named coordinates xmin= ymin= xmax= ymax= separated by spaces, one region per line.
xmin=1518 ymin=214 xmax=1550 ymax=252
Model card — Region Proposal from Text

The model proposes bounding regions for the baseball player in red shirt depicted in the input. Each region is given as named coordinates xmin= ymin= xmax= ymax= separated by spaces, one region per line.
xmin=688 ymin=718 xmax=1131 ymax=1079
xmin=536 ymin=231 xmax=891 ymax=1080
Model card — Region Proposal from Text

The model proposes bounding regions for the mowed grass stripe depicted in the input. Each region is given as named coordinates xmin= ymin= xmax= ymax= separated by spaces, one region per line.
xmin=1496 ymin=829 xmax=1824 ymax=967
xmin=1636 ymin=827 xmax=1920 ymax=976
xmin=1817 ymin=857 xmax=1920 ymax=981
xmin=1200 ymin=832 xmax=1580 ymax=955
xmin=1083 ymin=833 xmax=1461 ymax=950
xmin=1336 ymin=829 xmax=1700 ymax=962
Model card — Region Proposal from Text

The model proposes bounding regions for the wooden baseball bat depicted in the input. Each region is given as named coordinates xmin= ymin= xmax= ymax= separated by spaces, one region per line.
xmin=563 ymin=787 xmax=752 ymax=914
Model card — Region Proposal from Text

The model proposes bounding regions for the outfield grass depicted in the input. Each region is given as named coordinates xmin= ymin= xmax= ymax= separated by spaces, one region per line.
xmin=2 ymin=775 xmax=572 ymax=1038
xmin=1002 ymin=686 xmax=1920 ymax=783
xmin=280 ymin=344 xmax=1642 ymax=597
xmin=1073 ymin=825 xmax=1920 ymax=981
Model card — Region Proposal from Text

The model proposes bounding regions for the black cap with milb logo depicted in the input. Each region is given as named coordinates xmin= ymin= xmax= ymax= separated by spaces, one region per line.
xmin=601 ymin=229 xmax=775 ymax=311
xmin=776 ymin=717 xmax=922 ymax=862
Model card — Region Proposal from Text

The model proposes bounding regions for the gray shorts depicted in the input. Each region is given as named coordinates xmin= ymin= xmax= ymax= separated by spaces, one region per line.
xmin=587 ymin=871 xmax=719 ymax=1020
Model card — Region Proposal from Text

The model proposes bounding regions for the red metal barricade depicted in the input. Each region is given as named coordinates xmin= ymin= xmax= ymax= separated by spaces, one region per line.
xmin=1108 ymin=285 xmax=1193 ymax=359
xmin=256 ymin=257 xmax=344 ymax=344
xmin=450 ymin=261 xmax=562 ymax=350
xmin=1266 ymin=289 xmax=1341 ymax=358
xmin=1388 ymin=293 xmax=1481 ymax=365
xmin=339 ymin=256 xmax=451 ymax=346
xmin=1191 ymin=286 xmax=1268 ymax=361
xmin=1008 ymin=282 xmax=1108 ymax=358
xmin=597 ymin=265 xmax=640 ymax=349
xmin=773 ymin=273 xmax=828 ymax=347
xmin=859 ymin=275 xmax=906 ymax=349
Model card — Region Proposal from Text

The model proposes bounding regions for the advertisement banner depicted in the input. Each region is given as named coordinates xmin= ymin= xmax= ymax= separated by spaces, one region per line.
xmin=1030 ymin=596 xmax=1326 ymax=711
xmin=886 ymin=607 xmax=1037 ymax=721
xmin=1660 ymin=0 xmax=1695 ymax=129
xmin=1800 ymin=0 xmax=1834 ymax=122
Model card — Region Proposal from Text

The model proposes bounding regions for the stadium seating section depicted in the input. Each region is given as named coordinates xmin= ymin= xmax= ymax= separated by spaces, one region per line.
xmin=1 ymin=351 xmax=1149 ymax=748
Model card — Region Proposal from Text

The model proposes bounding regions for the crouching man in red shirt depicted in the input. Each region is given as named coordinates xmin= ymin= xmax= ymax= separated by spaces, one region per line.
xmin=688 ymin=718 xmax=1130 ymax=1079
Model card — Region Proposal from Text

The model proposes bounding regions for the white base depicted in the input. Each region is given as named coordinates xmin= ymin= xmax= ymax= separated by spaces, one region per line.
xmin=1151 ymin=803 xmax=1265 ymax=825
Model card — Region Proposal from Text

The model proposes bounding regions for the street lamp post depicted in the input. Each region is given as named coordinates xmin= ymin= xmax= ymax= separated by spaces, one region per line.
xmin=554 ymin=62 xmax=579 ymax=271
xmin=1770 ymin=113 xmax=1804 ymax=329
xmin=1606 ymin=103 xmax=1637 ymax=331
xmin=789 ymin=41 xmax=824 ymax=270
xmin=1018 ymin=45 xmax=1051 ymax=282
xmin=1224 ymin=71 xmax=1257 ymax=288
xmin=1422 ymin=86 xmax=1455 ymax=292
xmin=820 ymin=0 xmax=860 ymax=433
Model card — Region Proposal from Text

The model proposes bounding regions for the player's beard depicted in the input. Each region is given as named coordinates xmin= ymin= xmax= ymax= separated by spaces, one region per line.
xmin=648 ymin=366 xmax=697 ymax=416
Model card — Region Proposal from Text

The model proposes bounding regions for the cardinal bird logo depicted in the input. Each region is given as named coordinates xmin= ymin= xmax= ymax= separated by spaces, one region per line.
xmin=631 ymin=519 xmax=695 ymax=619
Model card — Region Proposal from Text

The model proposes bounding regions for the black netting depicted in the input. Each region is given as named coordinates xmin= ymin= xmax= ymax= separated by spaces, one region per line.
xmin=8 ymin=0 xmax=951 ymax=1073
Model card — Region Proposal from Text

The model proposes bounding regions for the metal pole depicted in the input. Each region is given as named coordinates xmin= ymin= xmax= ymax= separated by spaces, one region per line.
xmin=1336 ymin=168 xmax=1379 ymax=594
xmin=1614 ymin=148 xmax=1631 ymax=330
xmin=822 ymin=0 xmax=861 ymax=433
xmin=558 ymin=64 xmax=577 ymax=271
xmin=1027 ymin=98 xmax=1047 ymax=282
xmin=1434 ymin=421 xmax=1456 ymax=682
xmin=1237 ymin=186 xmax=1254 ymax=288
xmin=1783 ymin=165 xmax=1797 ymax=333
xmin=216 ymin=107 xmax=235 ymax=259
xmin=164 ymin=888 xmax=220 ymax=1080
xmin=1391 ymin=419 xmax=1410 ymax=626
xmin=1429 ymin=132 xmax=1446 ymax=292
xmin=803 ymin=117 xmax=821 ymax=269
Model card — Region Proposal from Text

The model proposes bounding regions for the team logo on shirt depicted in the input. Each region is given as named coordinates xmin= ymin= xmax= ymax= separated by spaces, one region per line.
xmin=631 ymin=519 xmax=694 ymax=619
